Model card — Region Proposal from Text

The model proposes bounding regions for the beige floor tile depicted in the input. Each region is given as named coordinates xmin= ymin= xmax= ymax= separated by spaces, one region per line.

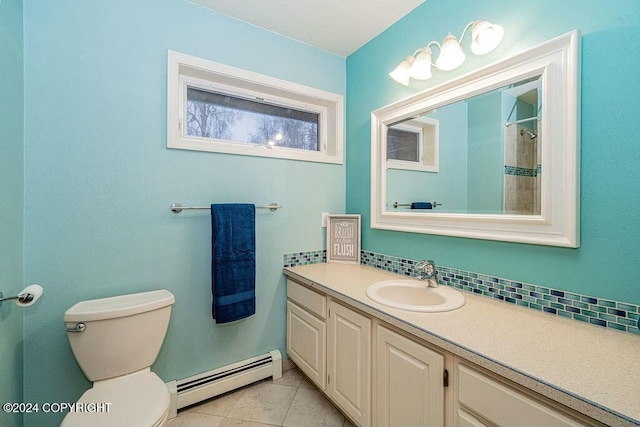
xmin=227 ymin=382 xmax=297 ymax=425
xmin=165 ymin=411 xmax=225 ymax=427
xmin=298 ymin=373 xmax=317 ymax=390
xmin=282 ymin=387 xmax=345 ymax=427
xmin=342 ymin=417 xmax=355 ymax=427
xmin=220 ymin=417 xmax=279 ymax=427
xmin=272 ymin=367 xmax=304 ymax=388
xmin=187 ymin=389 xmax=246 ymax=417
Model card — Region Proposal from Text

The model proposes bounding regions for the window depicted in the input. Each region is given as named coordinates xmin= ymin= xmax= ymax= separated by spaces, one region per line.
xmin=387 ymin=128 xmax=419 ymax=161
xmin=386 ymin=117 xmax=439 ymax=172
xmin=167 ymin=51 xmax=343 ymax=164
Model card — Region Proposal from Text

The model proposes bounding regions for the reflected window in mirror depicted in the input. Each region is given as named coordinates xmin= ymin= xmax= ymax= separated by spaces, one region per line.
xmin=386 ymin=117 xmax=439 ymax=173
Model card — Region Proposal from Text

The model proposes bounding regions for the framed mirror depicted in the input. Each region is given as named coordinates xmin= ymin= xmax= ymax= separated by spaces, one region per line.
xmin=371 ymin=30 xmax=580 ymax=247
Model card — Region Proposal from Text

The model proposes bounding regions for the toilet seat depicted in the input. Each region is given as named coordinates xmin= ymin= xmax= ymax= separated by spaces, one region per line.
xmin=61 ymin=370 xmax=170 ymax=427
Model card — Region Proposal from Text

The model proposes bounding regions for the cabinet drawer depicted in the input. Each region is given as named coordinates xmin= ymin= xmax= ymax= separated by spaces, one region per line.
xmin=457 ymin=364 xmax=588 ymax=427
xmin=287 ymin=279 xmax=327 ymax=319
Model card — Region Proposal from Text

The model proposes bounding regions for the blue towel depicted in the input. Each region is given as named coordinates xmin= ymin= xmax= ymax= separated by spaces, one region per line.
xmin=211 ymin=204 xmax=256 ymax=323
xmin=411 ymin=202 xmax=433 ymax=209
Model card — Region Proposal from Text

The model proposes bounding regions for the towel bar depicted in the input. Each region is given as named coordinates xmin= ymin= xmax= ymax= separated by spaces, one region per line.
xmin=171 ymin=203 xmax=282 ymax=213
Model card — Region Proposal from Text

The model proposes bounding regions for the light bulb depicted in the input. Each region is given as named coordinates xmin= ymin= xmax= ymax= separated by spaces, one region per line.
xmin=389 ymin=56 xmax=415 ymax=86
xmin=435 ymin=34 xmax=466 ymax=71
xmin=470 ymin=21 xmax=504 ymax=55
xmin=408 ymin=47 xmax=433 ymax=80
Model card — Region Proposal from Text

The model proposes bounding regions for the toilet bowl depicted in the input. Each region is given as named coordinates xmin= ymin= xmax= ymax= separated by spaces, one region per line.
xmin=61 ymin=290 xmax=175 ymax=427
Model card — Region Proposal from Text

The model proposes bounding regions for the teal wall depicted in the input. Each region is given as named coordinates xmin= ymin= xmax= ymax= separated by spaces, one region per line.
xmin=467 ymin=92 xmax=503 ymax=213
xmin=346 ymin=0 xmax=640 ymax=304
xmin=0 ymin=0 xmax=24 ymax=426
xmin=22 ymin=1 xmax=345 ymax=425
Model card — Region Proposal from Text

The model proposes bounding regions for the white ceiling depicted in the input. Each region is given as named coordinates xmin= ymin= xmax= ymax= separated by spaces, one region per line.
xmin=188 ymin=0 xmax=425 ymax=57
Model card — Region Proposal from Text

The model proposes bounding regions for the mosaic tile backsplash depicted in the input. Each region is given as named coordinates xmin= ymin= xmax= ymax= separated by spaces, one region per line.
xmin=284 ymin=249 xmax=640 ymax=335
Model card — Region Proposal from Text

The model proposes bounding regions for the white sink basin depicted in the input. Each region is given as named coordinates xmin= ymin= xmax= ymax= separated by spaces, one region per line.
xmin=366 ymin=279 xmax=465 ymax=313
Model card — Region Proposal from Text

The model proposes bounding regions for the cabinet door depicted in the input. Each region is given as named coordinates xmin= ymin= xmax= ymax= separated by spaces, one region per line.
xmin=327 ymin=301 xmax=371 ymax=426
xmin=376 ymin=325 xmax=445 ymax=427
xmin=287 ymin=301 xmax=326 ymax=389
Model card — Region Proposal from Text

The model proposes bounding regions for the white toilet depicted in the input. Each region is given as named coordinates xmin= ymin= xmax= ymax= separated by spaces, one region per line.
xmin=61 ymin=289 xmax=175 ymax=427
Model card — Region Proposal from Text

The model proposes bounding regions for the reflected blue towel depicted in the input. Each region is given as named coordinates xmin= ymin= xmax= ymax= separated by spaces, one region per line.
xmin=211 ymin=204 xmax=256 ymax=324
xmin=411 ymin=202 xmax=433 ymax=209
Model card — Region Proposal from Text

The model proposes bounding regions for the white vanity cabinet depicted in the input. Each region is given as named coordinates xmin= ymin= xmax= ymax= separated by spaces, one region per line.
xmin=454 ymin=361 xmax=597 ymax=427
xmin=327 ymin=300 xmax=372 ymax=426
xmin=286 ymin=275 xmax=605 ymax=427
xmin=376 ymin=325 xmax=445 ymax=427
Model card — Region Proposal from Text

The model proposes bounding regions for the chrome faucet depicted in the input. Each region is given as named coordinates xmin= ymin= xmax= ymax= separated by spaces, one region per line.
xmin=414 ymin=260 xmax=439 ymax=288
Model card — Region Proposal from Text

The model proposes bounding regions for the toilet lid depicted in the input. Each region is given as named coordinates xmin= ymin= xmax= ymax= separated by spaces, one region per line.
xmin=61 ymin=371 xmax=170 ymax=427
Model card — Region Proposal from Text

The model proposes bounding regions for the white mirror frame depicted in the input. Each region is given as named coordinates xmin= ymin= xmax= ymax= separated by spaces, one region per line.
xmin=371 ymin=30 xmax=580 ymax=247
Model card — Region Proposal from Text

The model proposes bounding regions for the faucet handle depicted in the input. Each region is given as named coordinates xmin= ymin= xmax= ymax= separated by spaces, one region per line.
xmin=414 ymin=260 xmax=437 ymax=279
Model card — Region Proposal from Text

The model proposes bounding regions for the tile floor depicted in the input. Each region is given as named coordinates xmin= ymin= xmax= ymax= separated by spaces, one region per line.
xmin=166 ymin=368 xmax=354 ymax=427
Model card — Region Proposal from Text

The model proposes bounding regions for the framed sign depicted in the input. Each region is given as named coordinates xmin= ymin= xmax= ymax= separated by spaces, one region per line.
xmin=327 ymin=214 xmax=361 ymax=264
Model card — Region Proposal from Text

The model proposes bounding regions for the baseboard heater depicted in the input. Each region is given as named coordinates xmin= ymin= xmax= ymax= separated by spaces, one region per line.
xmin=167 ymin=350 xmax=282 ymax=418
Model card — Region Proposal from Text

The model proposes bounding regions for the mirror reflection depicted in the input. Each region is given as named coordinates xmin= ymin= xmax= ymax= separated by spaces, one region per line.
xmin=386 ymin=77 xmax=541 ymax=215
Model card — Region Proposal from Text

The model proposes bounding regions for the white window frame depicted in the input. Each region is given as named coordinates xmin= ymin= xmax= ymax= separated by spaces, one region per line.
xmin=386 ymin=117 xmax=439 ymax=173
xmin=167 ymin=50 xmax=344 ymax=164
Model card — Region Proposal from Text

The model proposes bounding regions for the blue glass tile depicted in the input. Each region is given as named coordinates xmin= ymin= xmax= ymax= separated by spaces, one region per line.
xmin=494 ymin=294 xmax=504 ymax=301
xmin=608 ymin=323 xmax=627 ymax=332
xmin=512 ymin=282 xmax=523 ymax=288
xmin=589 ymin=318 xmax=606 ymax=327
xmin=558 ymin=298 xmax=573 ymax=305
xmin=608 ymin=308 xmax=626 ymax=317
xmin=598 ymin=313 xmax=617 ymax=323
xmin=530 ymin=291 xmax=542 ymax=299
xmin=599 ymin=300 xmax=616 ymax=308
xmin=550 ymin=302 xmax=564 ymax=310
xmin=543 ymin=294 xmax=557 ymax=302
xmin=543 ymin=307 xmax=557 ymax=314
xmin=618 ymin=318 xmax=637 ymax=327
xmin=566 ymin=306 xmax=580 ymax=314
xmin=618 ymin=303 xmax=637 ymax=313
xmin=565 ymin=293 xmax=581 ymax=301
xmin=573 ymin=314 xmax=589 ymax=323
xmin=582 ymin=296 xmax=598 ymax=304
xmin=505 ymin=297 xmax=517 ymax=304
xmin=550 ymin=290 xmax=565 ymax=297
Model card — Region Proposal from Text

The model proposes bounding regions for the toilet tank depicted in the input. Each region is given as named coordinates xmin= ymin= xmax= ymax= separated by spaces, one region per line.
xmin=64 ymin=290 xmax=175 ymax=382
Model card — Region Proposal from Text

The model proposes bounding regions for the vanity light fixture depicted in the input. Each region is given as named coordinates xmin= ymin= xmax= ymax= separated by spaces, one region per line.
xmin=389 ymin=20 xmax=504 ymax=86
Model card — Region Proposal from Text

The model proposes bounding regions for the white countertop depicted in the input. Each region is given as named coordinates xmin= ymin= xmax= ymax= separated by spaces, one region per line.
xmin=284 ymin=263 xmax=640 ymax=427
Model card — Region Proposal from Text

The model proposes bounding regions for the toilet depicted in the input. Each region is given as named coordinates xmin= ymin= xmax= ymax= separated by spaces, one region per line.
xmin=61 ymin=289 xmax=175 ymax=427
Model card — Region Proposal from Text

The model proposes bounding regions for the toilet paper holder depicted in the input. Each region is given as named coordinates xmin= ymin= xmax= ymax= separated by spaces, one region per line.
xmin=0 ymin=285 xmax=43 ymax=308
xmin=0 ymin=291 xmax=34 ymax=307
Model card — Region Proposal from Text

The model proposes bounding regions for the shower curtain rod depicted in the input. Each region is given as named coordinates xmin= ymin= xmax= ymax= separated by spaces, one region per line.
xmin=505 ymin=116 xmax=539 ymax=127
